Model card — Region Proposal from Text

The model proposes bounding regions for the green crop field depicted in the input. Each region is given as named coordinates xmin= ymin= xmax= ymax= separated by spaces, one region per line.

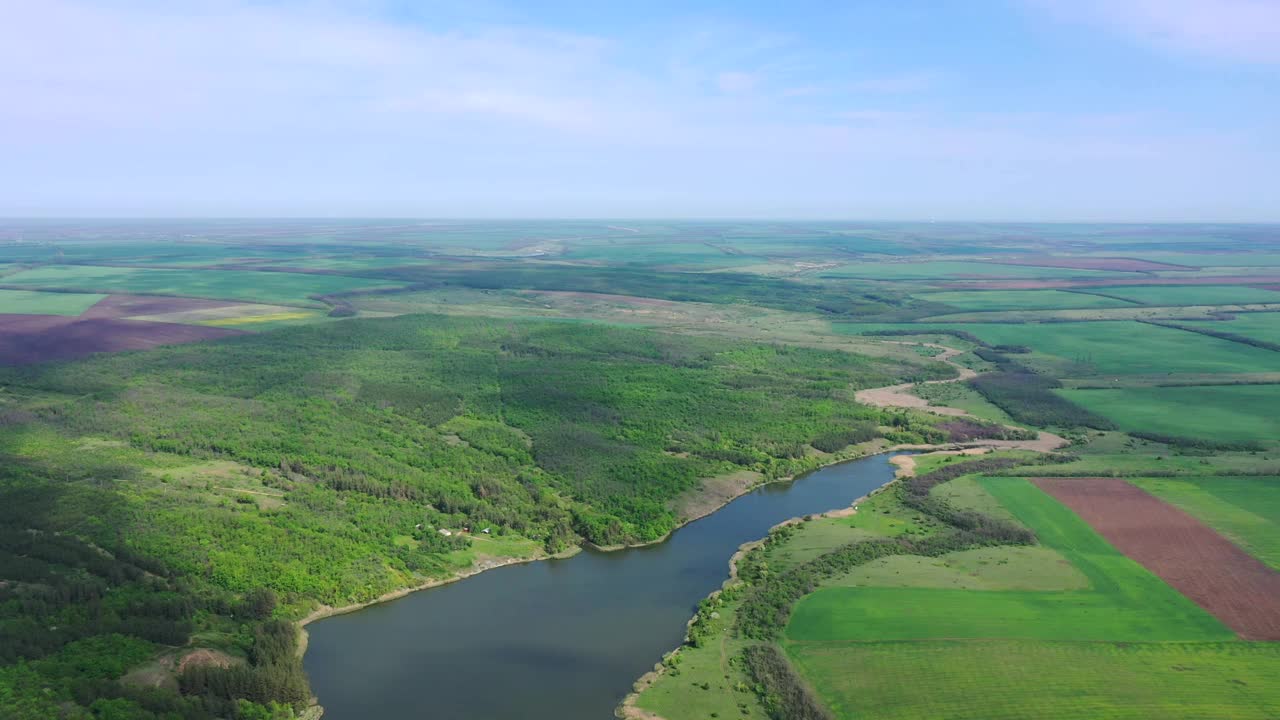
xmin=786 ymin=582 xmax=1228 ymax=642
xmin=820 ymin=261 xmax=1137 ymax=280
xmin=1183 ymin=312 xmax=1280 ymax=345
xmin=788 ymin=641 xmax=1280 ymax=720
xmin=252 ymin=255 xmax=435 ymax=271
xmin=1133 ymin=477 xmax=1280 ymax=568
xmin=1 ymin=265 xmax=404 ymax=305
xmin=918 ymin=289 xmax=1134 ymax=311
xmin=1110 ymin=251 xmax=1280 ymax=268
xmin=1061 ymin=385 xmax=1280 ymax=443
xmin=1092 ymin=285 xmax=1280 ymax=306
xmin=961 ymin=321 xmax=1280 ymax=375
xmin=787 ymin=476 xmax=1231 ymax=643
xmin=0 ymin=288 xmax=105 ymax=315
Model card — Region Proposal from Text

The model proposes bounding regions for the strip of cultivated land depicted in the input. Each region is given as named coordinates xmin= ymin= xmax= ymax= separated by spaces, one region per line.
xmin=1034 ymin=477 xmax=1280 ymax=641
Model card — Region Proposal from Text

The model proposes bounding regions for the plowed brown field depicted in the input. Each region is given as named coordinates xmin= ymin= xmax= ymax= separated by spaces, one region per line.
xmin=82 ymin=294 xmax=242 ymax=319
xmin=1035 ymin=477 xmax=1280 ymax=640
xmin=0 ymin=314 xmax=244 ymax=365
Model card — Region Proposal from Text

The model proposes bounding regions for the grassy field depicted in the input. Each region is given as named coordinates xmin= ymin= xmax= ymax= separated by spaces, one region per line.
xmin=917 ymin=304 xmax=1280 ymax=324
xmin=0 ymin=288 xmax=105 ymax=315
xmin=786 ymin=476 xmax=1231 ymax=643
xmin=782 ymin=473 xmax=1264 ymax=719
xmin=910 ymin=382 xmax=1020 ymax=425
xmin=1183 ymin=312 xmax=1280 ymax=345
xmin=1 ymin=265 xmax=403 ymax=305
xmin=826 ymin=546 xmax=1087 ymax=591
xmin=930 ymin=474 xmax=1019 ymax=520
xmin=1090 ymin=285 xmax=1280 ymax=306
xmin=788 ymin=640 xmax=1280 ymax=720
xmin=961 ymin=321 xmax=1280 ymax=376
xmin=820 ymin=261 xmax=1137 ymax=280
xmin=1113 ymin=251 xmax=1280 ymax=267
xmin=1133 ymin=477 xmax=1280 ymax=569
xmin=918 ymin=289 xmax=1134 ymax=311
xmin=1061 ymin=385 xmax=1280 ymax=443
xmin=633 ymin=603 xmax=770 ymax=720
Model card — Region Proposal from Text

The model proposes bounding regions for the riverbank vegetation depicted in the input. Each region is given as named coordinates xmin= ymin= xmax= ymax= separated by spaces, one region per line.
xmin=0 ymin=312 xmax=950 ymax=718
xmin=632 ymin=452 xmax=1280 ymax=720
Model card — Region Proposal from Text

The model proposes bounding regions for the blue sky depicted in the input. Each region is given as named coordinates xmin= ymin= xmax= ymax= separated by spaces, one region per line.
xmin=2 ymin=0 xmax=1277 ymax=220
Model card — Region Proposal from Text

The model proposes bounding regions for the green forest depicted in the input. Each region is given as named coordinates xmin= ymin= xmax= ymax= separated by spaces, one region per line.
xmin=0 ymin=313 xmax=951 ymax=718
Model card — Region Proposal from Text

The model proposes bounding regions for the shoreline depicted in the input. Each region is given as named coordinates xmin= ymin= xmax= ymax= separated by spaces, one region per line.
xmin=296 ymin=348 xmax=1057 ymax=714
xmin=293 ymin=447 xmax=899 ymax=715
xmin=615 ymin=452 xmax=919 ymax=720
xmin=295 ymin=547 xmax=582 ymax=653
xmin=296 ymin=446 xmax=887 ymax=650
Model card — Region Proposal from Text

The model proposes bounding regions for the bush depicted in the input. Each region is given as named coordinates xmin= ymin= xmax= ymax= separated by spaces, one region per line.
xmin=969 ymin=372 xmax=1115 ymax=429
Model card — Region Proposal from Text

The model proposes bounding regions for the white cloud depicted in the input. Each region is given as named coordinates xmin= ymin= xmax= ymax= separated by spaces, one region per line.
xmin=1031 ymin=0 xmax=1280 ymax=64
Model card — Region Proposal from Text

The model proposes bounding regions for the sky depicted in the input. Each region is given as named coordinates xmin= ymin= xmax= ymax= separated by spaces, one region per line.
xmin=2 ymin=0 xmax=1278 ymax=221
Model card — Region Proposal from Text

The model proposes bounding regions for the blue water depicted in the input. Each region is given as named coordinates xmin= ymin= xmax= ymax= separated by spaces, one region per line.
xmin=303 ymin=452 xmax=901 ymax=719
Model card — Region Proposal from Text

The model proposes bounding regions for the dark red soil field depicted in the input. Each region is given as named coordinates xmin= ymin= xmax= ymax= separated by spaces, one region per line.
xmin=0 ymin=313 xmax=244 ymax=365
xmin=1034 ymin=477 xmax=1280 ymax=641
xmin=943 ymin=276 xmax=1280 ymax=291
xmin=81 ymin=294 xmax=243 ymax=319
xmin=985 ymin=256 xmax=1196 ymax=272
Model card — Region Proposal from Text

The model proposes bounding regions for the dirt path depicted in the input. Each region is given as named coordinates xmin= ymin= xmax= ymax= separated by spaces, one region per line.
xmin=855 ymin=343 xmax=977 ymax=414
xmin=856 ymin=342 xmax=1068 ymax=452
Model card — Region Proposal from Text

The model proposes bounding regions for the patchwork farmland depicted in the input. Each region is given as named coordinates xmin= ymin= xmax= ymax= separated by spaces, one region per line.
xmin=2 ymin=220 xmax=1279 ymax=720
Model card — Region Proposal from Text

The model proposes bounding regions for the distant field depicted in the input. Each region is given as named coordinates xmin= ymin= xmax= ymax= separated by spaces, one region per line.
xmin=821 ymin=261 xmax=1136 ymax=280
xmin=788 ymin=640 xmax=1280 ymax=720
xmin=1132 ymin=477 xmax=1280 ymax=569
xmin=918 ymin=289 xmax=1133 ymax=311
xmin=560 ymin=241 xmax=763 ymax=267
xmin=1 ymin=265 xmax=403 ymax=305
xmin=960 ymin=321 xmax=1280 ymax=375
xmin=0 ymin=242 xmax=312 ymax=266
xmin=1085 ymin=285 xmax=1280 ymax=306
xmin=1118 ymin=251 xmax=1280 ymax=267
xmin=1061 ymin=385 xmax=1280 ymax=443
xmin=1182 ymin=312 xmax=1280 ymax=346
xmin=252 ymin=256 xmax=435 ymax=271
xmin=787 ymin=476 xmax=1230 ymax=643
xmin=0 ymin=288 xmax=105 ymax=315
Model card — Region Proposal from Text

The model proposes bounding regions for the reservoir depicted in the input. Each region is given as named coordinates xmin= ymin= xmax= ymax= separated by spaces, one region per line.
xmin=303 ymin=452 xmax=902 ymax=719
